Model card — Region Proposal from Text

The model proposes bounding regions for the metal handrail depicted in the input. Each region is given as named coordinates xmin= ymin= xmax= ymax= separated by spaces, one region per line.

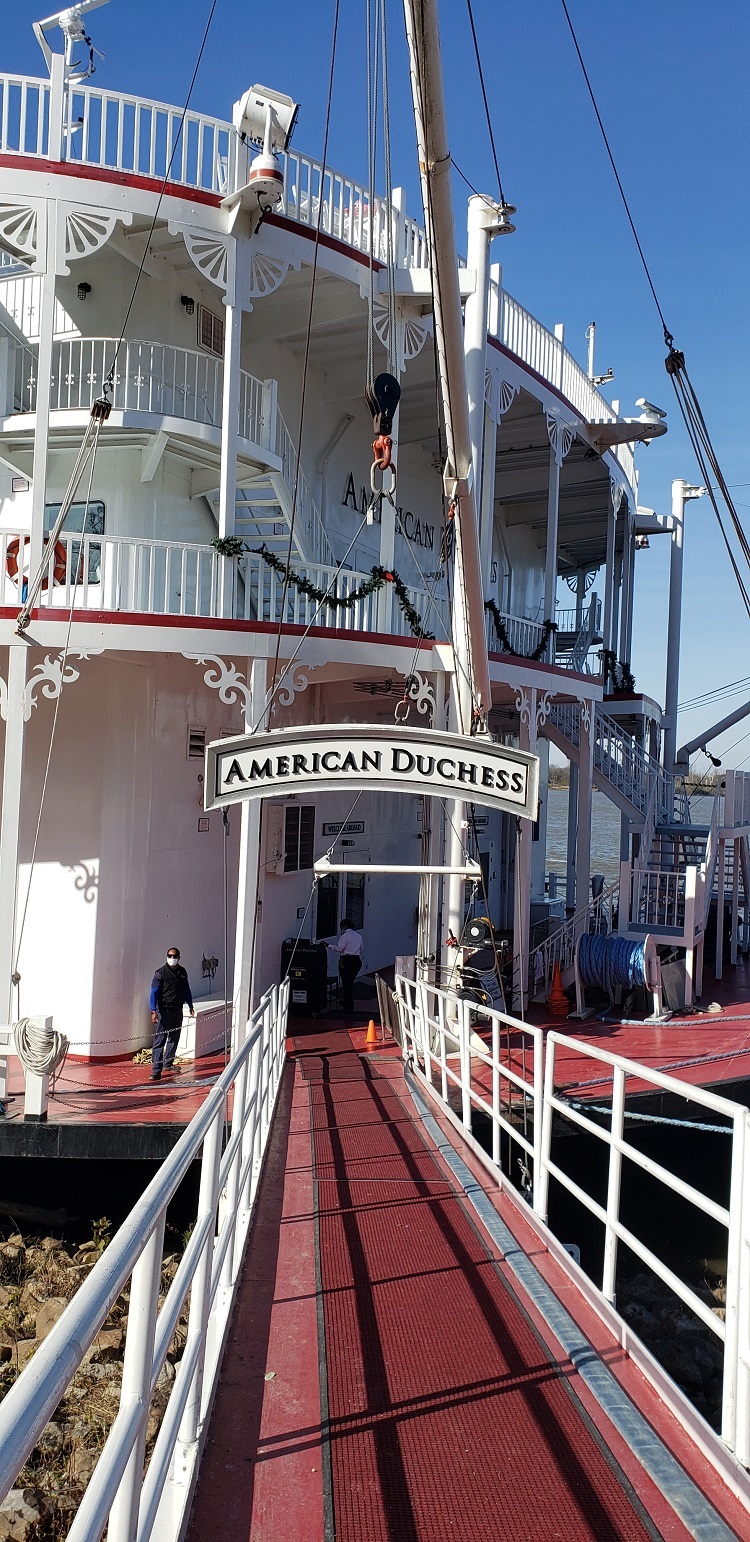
xmin=395 ymin=974 xmax=750 ymax=1465
xmin=528 ymin=878 xmax=619 ymax=1000
xmin=0 ymin=979 xmax=290 ymax=1539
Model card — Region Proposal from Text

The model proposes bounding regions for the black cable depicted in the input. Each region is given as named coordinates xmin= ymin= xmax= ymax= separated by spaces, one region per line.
xmin=465 ymin=0 xmax=507 ymax=206
xmin=558 ymin=0 xmax=672 ymax=347
xmin=105 ymin=0 xmax=221 ymax=387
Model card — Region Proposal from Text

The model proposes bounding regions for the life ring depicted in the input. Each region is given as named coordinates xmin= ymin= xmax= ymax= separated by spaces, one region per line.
xmin=6 ymin=537 xmax=67 ymax=590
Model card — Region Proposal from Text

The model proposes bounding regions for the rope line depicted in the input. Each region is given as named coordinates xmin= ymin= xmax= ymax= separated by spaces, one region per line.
xmin=464 ymin=0 xmax=507 ymax=205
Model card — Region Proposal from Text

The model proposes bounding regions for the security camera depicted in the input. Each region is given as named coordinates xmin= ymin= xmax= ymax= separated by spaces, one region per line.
xmin=233 ymin=85 xmax=299 ymax=154
xmin=635 ymin=398 xmax=667 ymax=420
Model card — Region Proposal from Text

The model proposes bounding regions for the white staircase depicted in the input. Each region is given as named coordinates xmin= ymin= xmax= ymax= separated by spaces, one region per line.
xmin=207 ymin=409 xmax=334 ymax=567
xmin=545 ymin=702 xmax=679 ymax=825
xmin=554 ymin=594 xmax=602 ymax=673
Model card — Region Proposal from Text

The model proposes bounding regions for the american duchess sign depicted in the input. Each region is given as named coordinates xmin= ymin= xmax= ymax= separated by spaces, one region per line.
xmin=205 ymin=724 xmax=539 ymax=820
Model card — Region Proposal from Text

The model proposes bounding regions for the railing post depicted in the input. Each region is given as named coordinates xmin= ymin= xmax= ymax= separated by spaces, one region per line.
xmin=491 ymin=1016 xmax=500 ymax=1168
xmin=108 ymin=1215 xmax=166 ymax=1542
xmin=722 ymin=1109 xmax=747 ymax=1455
xmin=460 ymin=999 xmax=472 ymax=1131
xmin=602 ymin=1065 xmax=625 ymax=1304
xmin=174 ymin=1104 xmax=225 ymax=1477
xmin=536 ymin=1033 xmax=557 ymax=1224
xmin=262 ymin=376 xmax=278 ymax=456
xmin=532 ymin=1029 xmax=544 ymax=1216
xmin=734 ymin=1111 xmax=750 ymax=1466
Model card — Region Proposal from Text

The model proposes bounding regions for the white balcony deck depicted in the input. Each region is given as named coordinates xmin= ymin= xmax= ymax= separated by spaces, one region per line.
xmin=0 ymin=73 xmax=636 ymax=488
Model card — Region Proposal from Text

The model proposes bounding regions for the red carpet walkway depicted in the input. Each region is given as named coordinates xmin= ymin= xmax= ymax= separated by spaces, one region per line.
xmin=187 ymin=1028 xmax=747 ymax=1541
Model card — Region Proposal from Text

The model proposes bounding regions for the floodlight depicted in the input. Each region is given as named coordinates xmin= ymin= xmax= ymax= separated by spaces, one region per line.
xmin=233 ymin=85 xmax=299 ymax=154
xmin=634 ymin=397 xmax=667 ymax=419
xmin=34 ymin=1 xmax=109 ymax=78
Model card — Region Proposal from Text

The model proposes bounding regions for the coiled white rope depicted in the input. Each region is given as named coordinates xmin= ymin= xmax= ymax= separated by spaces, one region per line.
xmin=13 ymin=1017 xmax=69 ymax=1078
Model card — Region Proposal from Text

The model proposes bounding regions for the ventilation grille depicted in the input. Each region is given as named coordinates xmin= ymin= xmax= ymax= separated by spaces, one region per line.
xmin=187 ymin=725 xmax=207 ymax=759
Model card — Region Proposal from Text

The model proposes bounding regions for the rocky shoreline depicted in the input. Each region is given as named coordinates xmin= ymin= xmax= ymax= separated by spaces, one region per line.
xmin=0 ymin=1225 xmax=188 ymax=1541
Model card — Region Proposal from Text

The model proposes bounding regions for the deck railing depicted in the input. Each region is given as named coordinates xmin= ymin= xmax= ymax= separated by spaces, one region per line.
xmin=0 ymin=528 xmax=447 ymax=638
xmin=395 ymin=976 xmax=750 ymax=1466
xmin=0 ymin=72 xmax=635 ymax=483
xmin=0 ymin=979 xmax=290 ymax=1542
xmin=8 ymin=335 xmax=270 ymax=448
xmin=486 ymin=607 xmax=546 ymax=658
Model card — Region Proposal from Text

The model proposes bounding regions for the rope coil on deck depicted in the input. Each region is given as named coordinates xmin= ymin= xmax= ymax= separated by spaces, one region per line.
xmin=13 ymin=1017 xmax=69 ymax=1078
xmin=577 ymin=933 xmax=648 ymax=995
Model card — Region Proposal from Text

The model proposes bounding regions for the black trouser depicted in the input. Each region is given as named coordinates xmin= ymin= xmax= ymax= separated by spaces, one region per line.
xmin=152 ymin=1012 xmax=182 ymax=1074
xmin=338 ymin=956 xmax=362 ymax=1014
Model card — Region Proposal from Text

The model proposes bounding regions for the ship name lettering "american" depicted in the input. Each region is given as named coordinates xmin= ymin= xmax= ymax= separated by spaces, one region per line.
xmin=223 ymin=747 xmax=524 ymax=794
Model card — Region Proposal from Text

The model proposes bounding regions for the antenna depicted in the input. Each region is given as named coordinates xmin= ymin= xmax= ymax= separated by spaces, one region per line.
xmin=34 ymin=1 xmax=109 ymax=82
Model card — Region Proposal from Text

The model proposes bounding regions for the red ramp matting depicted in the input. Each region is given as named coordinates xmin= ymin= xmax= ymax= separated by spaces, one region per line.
xmin=302 ymin=1028 xmax=656 ymax=1542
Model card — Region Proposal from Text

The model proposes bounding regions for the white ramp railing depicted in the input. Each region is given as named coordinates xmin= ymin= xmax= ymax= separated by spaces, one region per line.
xmin=529 ymin=878 xmax=619 ymax=1000
xmin=395 ymin=976 xmax=750 ymax=1466
xmin=0 ymin=980 xmax=290 ymax=1542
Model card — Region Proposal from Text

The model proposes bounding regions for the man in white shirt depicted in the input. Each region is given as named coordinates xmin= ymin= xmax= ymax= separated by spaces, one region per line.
xmin=328 ymin=920 xmax=364 ymax=1015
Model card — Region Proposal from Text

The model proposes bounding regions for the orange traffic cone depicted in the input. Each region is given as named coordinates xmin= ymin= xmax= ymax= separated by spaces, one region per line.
xmin=546 ymin=962 xmax=569 ymax=1018
xmin=365 ymin=1018 xmax=379 ymax=1046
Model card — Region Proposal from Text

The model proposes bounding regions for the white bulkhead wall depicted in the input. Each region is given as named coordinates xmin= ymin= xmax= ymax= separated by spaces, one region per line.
xmin=0 ymin=654 xmax=243 ymax=1056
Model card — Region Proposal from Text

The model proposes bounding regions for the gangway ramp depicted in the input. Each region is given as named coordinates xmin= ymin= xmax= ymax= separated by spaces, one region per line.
xmin=188 ymin=1026 xmax=748 ymax=1541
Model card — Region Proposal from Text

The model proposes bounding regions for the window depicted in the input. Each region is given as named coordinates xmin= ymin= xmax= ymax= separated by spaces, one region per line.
xmin=198 ymin=305 xmax=224 ymax=357
xmin=187 ymin=725 xmax=206 ymax=759
xmin=284 ymin=805 xmax=315 ymax=873
xmin=44 ymin=500 xmax=105 ymax=584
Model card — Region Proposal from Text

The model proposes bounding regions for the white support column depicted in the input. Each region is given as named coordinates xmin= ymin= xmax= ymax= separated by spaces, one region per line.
xmin=231 ymin=657 xmax=268 ymax=1049
xmin=716 ymin=838 xmax=726 ymax=981
xmin=544 ymin=446 xmax=560 ymax=659
xmin=619 ymin=511 xmax=634 ymax=663
xmin=217 ymin=241 xmax=243 ymax=619
xmin=664 ymin=481 xmax=707 ymax=772
xmin=731 ymin=837 xmax=740 ymax=967
xmin=0 ymin=645 xmax=29 ymax=1022
xmin=602 ymin=482 xmax=619 ymax=659
xmin=513 ymin=689 xmax=536 ymax=1013
xmin=479 ymin=406 xmax=498 ymax=591
xmin=29 ymin=212 xmax=57 ymax=575
xmin=565 ymin=761 xmax=579 ymax=911
xmin=575 ymin=701 xmax=594 ymax=913
xmin=464 ymin=197 xmax=498 ymax=508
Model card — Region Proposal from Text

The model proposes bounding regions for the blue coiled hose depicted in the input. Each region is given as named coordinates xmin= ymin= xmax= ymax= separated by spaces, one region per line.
xmin=578 ymin=932 xmax=647 ymax=996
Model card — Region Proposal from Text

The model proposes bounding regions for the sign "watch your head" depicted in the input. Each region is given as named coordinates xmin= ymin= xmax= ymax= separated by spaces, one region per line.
xmin=205 ymin=724 xmax=539 ymax=821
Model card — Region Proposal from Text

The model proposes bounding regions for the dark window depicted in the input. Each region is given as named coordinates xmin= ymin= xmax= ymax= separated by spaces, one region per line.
xmin=198 ymin=305 xmax=225 ymax=357
xmin=284 ymin=805 xmax=315 ymax=873
xmin=344 ymin=872 xmax=365 ymax=930
xmin=44 ymin=500 xmax=105 ymax=584
xmin=316 ymin=872 xmax=339 ymax=938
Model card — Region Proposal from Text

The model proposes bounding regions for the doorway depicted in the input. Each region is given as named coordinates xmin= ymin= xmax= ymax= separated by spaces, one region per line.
xmin=315 ymin=870 xmax=366 ymax=939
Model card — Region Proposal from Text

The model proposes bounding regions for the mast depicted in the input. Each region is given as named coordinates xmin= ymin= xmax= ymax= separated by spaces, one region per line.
xmin=402 ymin=0 xmax=492 ymax=726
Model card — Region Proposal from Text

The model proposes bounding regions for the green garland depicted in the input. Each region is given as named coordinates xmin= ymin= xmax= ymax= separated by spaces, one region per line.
xmin=212 ymin=537 xmax=433 ymax=639
xmin=484 ymin=599 xmax=557 ymax=661
xmin=602 ymin=649 xmax=636 ymax=693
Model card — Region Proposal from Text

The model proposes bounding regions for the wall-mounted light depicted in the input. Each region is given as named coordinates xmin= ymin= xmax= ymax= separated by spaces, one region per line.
xmin=181 ymin=294 xmax=195 ymax=316
xmin=77 ymin=282 xmax=91 ymax=302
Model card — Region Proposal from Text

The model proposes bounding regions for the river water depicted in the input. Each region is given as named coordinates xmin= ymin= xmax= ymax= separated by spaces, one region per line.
xmin=545 ymin=787 xmax=715 ymax=888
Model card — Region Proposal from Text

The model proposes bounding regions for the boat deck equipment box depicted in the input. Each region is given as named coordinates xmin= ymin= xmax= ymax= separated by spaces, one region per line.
xmin=281 ymin=938 xmax=328 ymax=1014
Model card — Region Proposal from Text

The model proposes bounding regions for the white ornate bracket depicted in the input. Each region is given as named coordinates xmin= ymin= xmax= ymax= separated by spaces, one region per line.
xmin=57 ymin=204 xmax=133 ymax=274
xmin=546 ymin=411 xmax=576 ymax=467
xmin=373 ymin=296 xmax=428 ymax=370
xmin=0 ymin=198 xmax=46 ymax=272
xmin=485 ymin=370 xmax=519 ymax=424
xmin=536 ymin=690 xmax=553 ymax=733
xmin=610 ymin=478 xmax=624 ymax=518
xmin=404 ymin=671 xmax=436 ymax=722
xmin=579 ymin=698 xmax=592 ymax=735
xmin=514 ymin=687 xmax=534 ymax=734
xmin=174 ymin=226 xmax=235 ymax=300
xmin=23 ymin=650 xmax=102 ymax=721
xmin=272 ymin=661 xmax=322 ymax=708
xmin=184 ymin=654 xmax=251 ymax=716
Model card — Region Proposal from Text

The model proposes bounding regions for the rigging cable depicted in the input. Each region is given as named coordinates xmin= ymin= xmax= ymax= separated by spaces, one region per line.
xmin=559 ymin=0 xmax=750 ymax=627
xmin=267 ymin=0 xmax=341 ymax=716
xmin=104 ymin=0 xmax=221 ymax=388
xmin=464 ymin=0 xmax=507 ymax=206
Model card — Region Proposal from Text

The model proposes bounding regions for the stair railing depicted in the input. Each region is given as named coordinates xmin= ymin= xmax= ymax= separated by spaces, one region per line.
xmin=273 ymin=411 xmax=335 ymax=566
xmin=529 ymin=877 xmax=620 ymax=1000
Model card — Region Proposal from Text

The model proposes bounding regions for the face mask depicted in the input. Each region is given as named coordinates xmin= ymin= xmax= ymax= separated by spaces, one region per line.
xmin=167 ymin=957 xmax=179 ymax=967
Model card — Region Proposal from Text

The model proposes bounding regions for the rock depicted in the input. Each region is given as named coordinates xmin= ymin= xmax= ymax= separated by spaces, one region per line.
xmin=0 ymin=1343 xmax=11 ymax=1364
xmin=0 ymin=1488 xmax=42 ymax=1541
xmin=675 ymin=1314 xmax=704 ymax=1339
xmin=35 ymin=1298 xmax=68 ymax=1341
xmin=659 ymin=1341 xmax=704 ymax=1392
xmin=73 ymin=1248 xmax=98 ymax=1267
xmin=37 ymin=1422 xmax=63 ymax=1454
xmin=712 ymin=1305 xmax=726 ymax=1321
xmin=86 ymin=1327 xmax=122 ymax=1363
xmin=40 ymin=1237 xmax=62 ymax=1252
xmin=13 ymin=1340 xmax=36 ymax=1370
xmin=18 ymin=1285 xmax=42 ymax=1315
xmin=70 ymin=1445 xmax=98 ymax=1485
xmin=0 ymin=1285 xmax=10 ymax=1309
xmin=6 ymin=1236 xmax=23 ymax=1247
xmin=621 ymin=1301 xmax=659 ymax=1333
xmin=0 ymin=1244 xmax=23 ymax=1264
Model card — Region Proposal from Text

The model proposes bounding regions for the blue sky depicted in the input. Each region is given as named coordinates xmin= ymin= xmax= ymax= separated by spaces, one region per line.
xmin=10 ymin=0 xmax=750 ymax=767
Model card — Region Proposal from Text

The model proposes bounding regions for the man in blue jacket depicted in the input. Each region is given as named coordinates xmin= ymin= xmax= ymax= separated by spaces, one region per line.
xmin=149 ymin=947 xmax=194 ymax=1081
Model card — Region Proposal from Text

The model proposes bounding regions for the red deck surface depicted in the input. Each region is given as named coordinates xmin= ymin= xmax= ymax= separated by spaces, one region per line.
xmin=188 ymin=1028 xmax=749 ymax=1540
xmin=1 ymin=1051 xmax=228 ymax=1126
